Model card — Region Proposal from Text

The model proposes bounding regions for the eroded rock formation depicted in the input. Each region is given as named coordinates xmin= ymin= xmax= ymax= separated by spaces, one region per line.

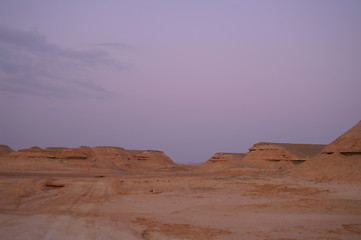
xmin=244 ymin=142 xmax=326 ymax=162
xmin=197 ymin=153 xmax=246 ymax=171
xmin=321 ymin=120 xmax=361 ymax=155
xmin=0 ymin=145 xmax=14 ymax=156
xmin=0 ymin=146 xmax=182 ymax=173
xmin=293 ymin=121 xmax=361 ymax=183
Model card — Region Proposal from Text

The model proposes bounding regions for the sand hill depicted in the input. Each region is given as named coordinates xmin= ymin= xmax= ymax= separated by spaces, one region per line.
xmin=293 ymin=121 xmax=361 ymax=184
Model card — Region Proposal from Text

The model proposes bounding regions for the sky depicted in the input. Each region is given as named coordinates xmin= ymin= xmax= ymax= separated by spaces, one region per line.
xmin=0 ymin=1 xmax=361 ymax=164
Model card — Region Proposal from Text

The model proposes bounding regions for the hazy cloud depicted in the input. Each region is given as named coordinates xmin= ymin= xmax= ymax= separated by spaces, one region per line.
xmin=0 ymin=27 xmax=118 ymax=98
xmin=93 ymin=42 xmax=134 ymax=52
xmin=95 ymin=42 xmax=128 ymax=48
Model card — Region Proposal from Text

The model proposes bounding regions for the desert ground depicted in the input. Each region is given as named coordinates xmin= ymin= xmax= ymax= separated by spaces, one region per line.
xmin=0 ymin=170 xmax=360 ymax=240
xmin=0 ymin=121 xmax=360 ymax=240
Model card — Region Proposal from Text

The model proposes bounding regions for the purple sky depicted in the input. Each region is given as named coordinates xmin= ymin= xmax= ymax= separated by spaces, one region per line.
xmin=1 ymin=1 xmax=361 ymax=164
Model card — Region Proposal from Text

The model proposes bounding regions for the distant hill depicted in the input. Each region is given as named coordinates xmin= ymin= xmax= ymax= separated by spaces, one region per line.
xmin=196 ymin=153 xmax=246 ymax=172
xmin=0 ymin=146 xmax=184 ymax=174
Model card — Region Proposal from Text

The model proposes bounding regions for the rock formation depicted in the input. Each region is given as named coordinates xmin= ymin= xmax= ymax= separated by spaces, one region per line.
xmin=197 ymin=153 xmax=246 ymax=171
xmin=0 ymin=145 xmax=14 ymax=156
xmin=293 ymin=121 xmax=361 ymax=183
xmin=0 ymin=146 xmax=182 ymax=173
xmin=126 ymin=150 xmax=183 ymax=171
xmin=0 ymin=146 xmax=94 ymax=173
xmin=244 ymin=142 xmax=326 ymax=162
xmin=8 ymin=146 xmax=91 ymax=160
xmin=91 ymin=146 xmax=134 ymax=171
xmin=321 ymin=120 xmax=361 ymax=155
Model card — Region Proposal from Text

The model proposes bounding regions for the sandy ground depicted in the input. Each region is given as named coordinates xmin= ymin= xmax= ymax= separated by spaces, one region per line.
xmin=0 ymin=170 xmax=360 ymax=240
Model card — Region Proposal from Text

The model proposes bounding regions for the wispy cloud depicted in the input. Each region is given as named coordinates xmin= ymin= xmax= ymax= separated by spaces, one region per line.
xmin=0 ymin=27 xmax=120 ymax=98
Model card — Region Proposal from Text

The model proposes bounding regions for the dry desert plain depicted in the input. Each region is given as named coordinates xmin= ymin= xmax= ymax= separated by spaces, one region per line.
xmin=0 ymin=121 xmax=360 ymax=240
